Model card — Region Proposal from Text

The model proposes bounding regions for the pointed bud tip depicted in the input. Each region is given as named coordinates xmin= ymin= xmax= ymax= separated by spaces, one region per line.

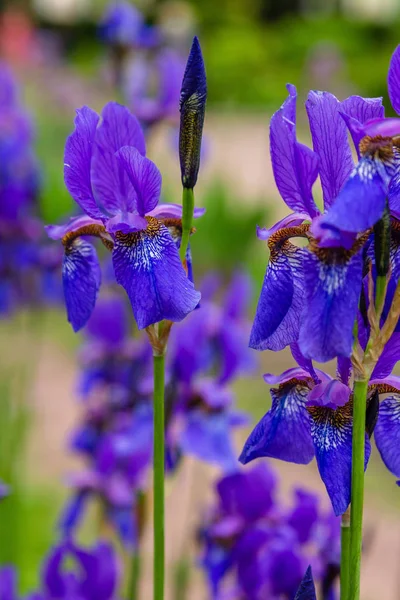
xmin=180 ymin=36 xmax=207 ymax=109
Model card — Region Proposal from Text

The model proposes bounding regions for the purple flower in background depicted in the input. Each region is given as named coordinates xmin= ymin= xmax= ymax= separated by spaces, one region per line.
xmin=198 ymin=462 xmax=339 ymax=599
xmin=46 ymin=101 xmax=203 ymax=331
xmin=125 ymin=49 xmax=185 ymax=129
xmin=99 ymin=0 xmax=156 ymax=49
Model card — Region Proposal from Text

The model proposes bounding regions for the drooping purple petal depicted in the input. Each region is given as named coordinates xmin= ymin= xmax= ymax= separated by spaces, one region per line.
xmin=375 ymin=396 xmax=400 ymax=477
xmin=46 ymin=215 xmax=103 ymax=240
xmin=249 ymin=246 xmax=306 ymax=351
xmin=318 ymin=157 xmax=388 ymax=234
xmin=64 ymin=106 xmax=104 ymax=220
xmin=294 ymin=566 xmax=317 ymax=600
xmin=148 ymin=203 xmax=205 ymax=219
xmin=63 ymin=239 xmax=101 ymax=332
xmin=306 ymin=91 xmax=354 ymax=210
xmin=298 ymin=248 xmax=363 ymax=362
xmin=239 ymin=381 xmax=314 ymax=465
xmin=388 ymin=45 xmax=400 ymax=115
xmin=270 ymin=84 xmax=319 ymax=217
xmin=340 ymin=95 xmax=384 ymax=156
xmin=112 ymin=221 xmax=200 ymax=329
xmin=256 ymin=212 xmax=309 ymax=241
xmin=309 ymin=403 xmax=371 ymax=515
xmin=91 ymin=102 xmax=146 ymax=214
xmin=115 ymin=146 xmax=161 ymax=216
xmin=371 ymin=333 xmax=400 ymax=379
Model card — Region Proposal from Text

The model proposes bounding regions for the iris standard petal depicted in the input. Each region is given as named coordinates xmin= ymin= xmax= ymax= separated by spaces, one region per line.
xmin=318 ymin=157 xmax=388 ymax=234
xmin=112 ymin=217 xmax=200 ymax=329
xmin=298 ymin=247 xmax=363 ymax=362
xmin=388 ymin=45 xmax=400 ymax=115
xmin=270 ymin=84 xmax=319 ymax=217
xmin=308 ymin=402 xmax=371 ymax=515
xmin=340 ymin=95 xmax=384 ymax=156
xmin=306 ymin=91 xmax=354 ymax=210
xmin=250 ymin=245 xmax=306 ymax=351
xmin=294 ymin=566 xmax=317 ymax=600
xmin=64 ymin=106 xmax=104 ymax=220
xmin=239 ymin=381 xmax=314 ymax=465
xmin=63 ymin=238 xmax=101 ymax=332
xmin=375 ymin=396 xmax=400 ymax=477
xmin=91 ymin=102 xmax=146 ymax=214
xmin=115 ymin=146 xmax=162 ymax=216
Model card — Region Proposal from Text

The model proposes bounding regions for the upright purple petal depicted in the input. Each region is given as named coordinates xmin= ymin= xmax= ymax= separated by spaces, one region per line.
xmin=270 ymin=85 xmax=319 ymax=217
xmin=112 ymin=219 xmax=200 ymax=329
xmin=340 ymin=95 xmax=384 ymax=156
xmin=63 ymin=239 xmax=101 ymax=332
xmin=299 ymin=248 xmax=363 ymax=362
xmin=294 ymin=566 xmax=317 ymax=600
xmin=250 ymin=245 xmax=306 ymax=351
xmin=91 ymin=102 xmax=146 ymax=214
xmin=388 ymin=45 xmax=400 ymax=115
xmin=64 ymin=106 xmax=104 ymax=220
xmin=306 ymin=91 xmax=354 ymax=210
xmin=371 ymin=333 xmax=400 ymax=379
xmin=115 ymin=146 xmax=161 ymax=216
xmin=309 ymin=402 xmax=371 ymax=515
xmin=239 ymin=381 xmax=314 ymax=465
xmin=375 ymin=397 xmax=400 ymax=477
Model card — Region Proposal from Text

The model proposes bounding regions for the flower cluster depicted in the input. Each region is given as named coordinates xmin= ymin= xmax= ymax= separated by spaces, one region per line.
xmin=0 ymin=539 xmax=119 ymax=599
xmin=241 ymin=45 xmax=400 ymax=518
xmin=60 ymin=270 xmax=253 ymax=547
xmin=198 ymin=462 xmax=339 ymax=599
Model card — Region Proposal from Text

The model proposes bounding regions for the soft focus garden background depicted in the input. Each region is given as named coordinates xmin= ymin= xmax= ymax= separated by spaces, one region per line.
xmin=2 ymin=0 xmax=400 ymax=598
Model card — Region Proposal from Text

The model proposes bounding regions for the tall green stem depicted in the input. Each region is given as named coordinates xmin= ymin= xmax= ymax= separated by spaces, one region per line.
xmin=340 ymin=508 xmax=350 ymax=600
xmin=349 ymin=379 xmax=368 ymax=600
xmin=179 ymin=187 xmax=195 ymax=261
xmin=153 ymin=352 xmax=165 ymax=600
xmin=128 ymin=550 xmax=141 ymax=600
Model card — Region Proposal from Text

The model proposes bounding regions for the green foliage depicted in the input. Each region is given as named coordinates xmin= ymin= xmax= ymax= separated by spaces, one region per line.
xmin=191 ymin=182 xmax=267 ymax=278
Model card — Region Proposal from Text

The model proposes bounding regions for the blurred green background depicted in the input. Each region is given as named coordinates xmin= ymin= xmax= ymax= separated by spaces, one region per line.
xmin=1 ymin=0 xmax=400 ymax=596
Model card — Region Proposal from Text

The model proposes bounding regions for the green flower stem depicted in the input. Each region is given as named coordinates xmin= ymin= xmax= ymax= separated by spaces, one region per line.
xmin=153 ymin=352 xmax=165 ymax=600
xmin=340 ymin=508 xmax=350 ymax=600
xmin=179 ymin=187 xmax=195 ymax=262
xmin=128 ymin=549 xmax=141 ymax=600
xmin=349 ymin=378 xmax=369 ymax=600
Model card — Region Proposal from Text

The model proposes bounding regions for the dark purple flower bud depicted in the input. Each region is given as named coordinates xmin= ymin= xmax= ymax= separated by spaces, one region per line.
xmin=294 ymin=566 xmax=317 ymax=600
xmin=179 ymin=36 xmax=207 ymax=189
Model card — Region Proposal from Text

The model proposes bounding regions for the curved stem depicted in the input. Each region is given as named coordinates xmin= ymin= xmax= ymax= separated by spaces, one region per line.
xmin=179 ymin=187 xmax=195 ymax=261
xmin=349 ymin=379 xmax=368 ymax=600
xmin=340 ymin=507 xmax=350 ymax=600
xmin=153 ymin=352 xmax=165 ymax=600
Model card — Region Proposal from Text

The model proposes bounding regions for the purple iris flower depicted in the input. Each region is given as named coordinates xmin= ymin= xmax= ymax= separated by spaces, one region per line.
xmin=199 ymin=462 xmax=339 ymax=599
xmin=317 ymin=45 xmax=400 ymax=238
xmin=241 ymin=337 xmax=400 ymax=515
xmin=250 ymin=82 xmax=385 ymax=361
xmin=46 ymin=101 xmax=203 ymax=332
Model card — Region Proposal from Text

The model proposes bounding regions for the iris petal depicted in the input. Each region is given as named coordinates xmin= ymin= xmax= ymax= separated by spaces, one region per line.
xmin=112 ymin=218 xmax=200 ymax=329
xmin=239 ymin=381 xmax=314 ymax=465
xmin=388 ymin=45 xmax=400 ymax=115
xmin=375 ymin=396 xmax=400 ymax=477
xmin=294 ymin=566 xmax=317 ymax=600
xmin=63 ymin=239 xmax=101 ymax=332
xmin=299 ymin=248 xmax=363 ymax=362
xmin=250 ymin=245 xmax=306 ymax=351
xmin=309 ymin=402 xmax=371 ymax=515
